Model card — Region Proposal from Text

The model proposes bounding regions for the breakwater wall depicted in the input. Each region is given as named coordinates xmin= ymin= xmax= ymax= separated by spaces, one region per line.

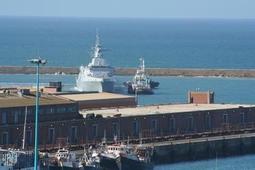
xmin=1 ymin=66 xmax=255 ymax=77
xmin=152 ymin=132 xmax=255 ymax=165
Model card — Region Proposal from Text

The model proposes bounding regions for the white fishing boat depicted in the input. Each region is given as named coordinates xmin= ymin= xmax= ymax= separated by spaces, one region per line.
xmin=76 ymin=34 xmax=115 ymax=92
xmin=0 ymin=148 xmax=34 ymax=170
xmin=81 ymin=147 xmax=102 ymax=170
xmin=99 ymin=142 xmax=153 ymax=170
xmin=99 ymin=143 xmax=130 ymax=170
xmin=51 ymin=148 xmax=81 ymax=169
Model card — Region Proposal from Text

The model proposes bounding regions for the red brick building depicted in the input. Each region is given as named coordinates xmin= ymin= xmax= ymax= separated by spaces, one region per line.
xmin=1 ymin=91 xmax=255 ymax=149
xmin=0 ymin=92 xmax=84 ymax=149
xmin=188 ymin=91 xmax=214 ymax=104
xmin=80 ymin=104 xmax=255 ymax=142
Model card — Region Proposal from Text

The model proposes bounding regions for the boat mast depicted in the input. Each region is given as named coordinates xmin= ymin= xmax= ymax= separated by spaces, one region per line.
xmin=22 ymin=106 xmax=28 ymax=150
xmin=142 ymin=58 xmax=145 ymax=73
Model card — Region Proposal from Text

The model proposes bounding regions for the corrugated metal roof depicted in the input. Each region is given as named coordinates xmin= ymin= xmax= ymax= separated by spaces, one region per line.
xmin=0 ymin=94 xmax=73 ymax=108
xmin=59 ymin=92 xmax=134 ymax=101
xmin=80 ymin=104 xmax=255 ymax=118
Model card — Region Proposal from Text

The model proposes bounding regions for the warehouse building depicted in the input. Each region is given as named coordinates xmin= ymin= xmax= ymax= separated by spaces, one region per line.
xmin=1 ymin=89 xmax=255 ymax=149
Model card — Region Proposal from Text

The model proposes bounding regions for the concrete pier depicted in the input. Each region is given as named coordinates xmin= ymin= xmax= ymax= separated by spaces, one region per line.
xmin=151 ymin=132 xmax=255 ymax=164
xmin=1 ymin=66 xmax=255 ymax=77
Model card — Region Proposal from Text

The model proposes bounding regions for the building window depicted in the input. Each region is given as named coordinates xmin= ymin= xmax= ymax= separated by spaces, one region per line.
xmin=169 ymin=117 xmax=176 ymax=132
xmin=26 ymin=130 xmax=33 ymax=146
xmin=188 ymin=116 xmax=194 ymax=131
xmin=67 ymin=106 xmax=76 ymax=112
xmin=151 ymin=119 xmax=158 ymax=131
xmin=1 ymin=112 xmax=7 ymax=124
xmin=92 ymin=124 xmax=98 ymax=138
xmin=132 ymin=120 xmax=139 ymax=136
xmin=2 ymin=132 xmax=8 ymax=145
xmin=48 ymin=128 xmax=55 ymax=144
xmin=71 ymin=126 xmax=78 ymax=143
xmin=112 ymin=122 xmax=119 ymax=137
xmin=39 ymin=108 xmax=44 ymax=114
xmin=223 ymin=114 xmax=229 ymax=124
xmin=206 ymin=113 xmax=212 ymax=130
xmin=240 ymin=112 xmax=246 ymax=124
xmin=27 ymin=108 xmax=33 ymax=115
xmin=57 ymin=107 xmax=66 ymax=113
xmin=49 ymin=107 xmax=54 ymax=113
xmin=14 ymin=111 xmax=20 ymax=124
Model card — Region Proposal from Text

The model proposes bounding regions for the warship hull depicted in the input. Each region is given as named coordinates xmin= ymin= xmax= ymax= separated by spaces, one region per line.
xmin=76 ymin=79 xmax=114 ymax=93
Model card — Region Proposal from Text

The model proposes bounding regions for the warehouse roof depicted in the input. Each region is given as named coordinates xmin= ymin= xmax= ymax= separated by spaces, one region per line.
xmin=58 ymin=92 xmax=134 ymax=101
xmin=80 ymin=103 xmax=255 ymax=118
xmin=0 ymin=94 xmax=74 ymax=108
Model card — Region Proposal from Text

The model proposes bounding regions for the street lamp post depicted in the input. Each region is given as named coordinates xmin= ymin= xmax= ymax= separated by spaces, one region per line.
xmin=29 ymin=58 xmax=47 ymax=170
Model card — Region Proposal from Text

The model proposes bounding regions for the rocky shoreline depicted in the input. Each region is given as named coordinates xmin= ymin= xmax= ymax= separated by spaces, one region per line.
xmin=1 ymin=66 xmax=255 ymax=78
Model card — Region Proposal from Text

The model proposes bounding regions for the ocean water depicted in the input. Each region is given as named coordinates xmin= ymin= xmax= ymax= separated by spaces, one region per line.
xmin=155 ymin=155 xmax=255 ymax=170
xmin=0 ymin=16 xmax=255 ymax=69
xmin=0 ymin=74 xmax=255 ymax=105
xmin=1 ymin=17 xmax=255 ymax=169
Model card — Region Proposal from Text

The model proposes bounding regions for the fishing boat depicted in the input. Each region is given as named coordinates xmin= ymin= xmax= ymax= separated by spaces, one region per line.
xmin=99 ymin=144 xmax=121 ymax=170
xmin=99 ymin=142 xmax=153 ymax=170
xmin=125 ymin=58 xmax=157 ymax=94
xmin=81 ymin=148 xmax=102 ymax=170
xmin=76 ymin=34 xmax=115 ymax=93
xmin=120 ymin=144 xmax=154 ymax=170
xmin=48 ymin=148 xmax=82 ymax=170
xmin=0 ymin=148 xmax=34 ymax=170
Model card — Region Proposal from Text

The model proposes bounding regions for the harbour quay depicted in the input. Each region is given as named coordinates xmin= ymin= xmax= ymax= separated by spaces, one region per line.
xmin=1 ymin=88 xmax=255 ymax=163
xmin=151 ymin=132 xmax=255 ymax=164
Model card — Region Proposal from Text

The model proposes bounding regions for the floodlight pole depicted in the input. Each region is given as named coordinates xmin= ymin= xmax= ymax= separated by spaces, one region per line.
xmin=29 ymin=58 xmax=47 ymax=170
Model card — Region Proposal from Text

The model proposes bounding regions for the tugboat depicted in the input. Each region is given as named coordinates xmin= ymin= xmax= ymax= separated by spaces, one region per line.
xmin=76 ymin=33 xmax=115 ymax=92
xmin=149 ymin=80 xmax=160 ymax=89
xmin=125 ymin=58 xmax=158 ymax=94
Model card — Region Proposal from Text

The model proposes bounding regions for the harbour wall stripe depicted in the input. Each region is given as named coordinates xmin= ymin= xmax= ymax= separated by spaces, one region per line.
xmin=1 ymin=66 xmax=255 ymax=77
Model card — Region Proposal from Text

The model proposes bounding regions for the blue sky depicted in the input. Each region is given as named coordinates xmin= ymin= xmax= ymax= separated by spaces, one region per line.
xmin=0 ymin=0 xmax=255 ymax=18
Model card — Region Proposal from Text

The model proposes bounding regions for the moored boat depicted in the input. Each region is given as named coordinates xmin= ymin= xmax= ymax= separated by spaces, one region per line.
xmin=117 ymin=154 xmax=153 ymax=170
xmin=99 ymin=142 xmax=153 ymax=170
xmin=0 ymin=148 xmax=34 ymax=170
xmin=48 ymin=148 xmax=82 ymax=170
xmin=99 ymin=144 xmax=122 ymax=170
xmin=117 ymin=144 xmax=154 ymax=170
xmin=125 ymin=58 xmax=155 ymax=94
xmin=81 ymin=147 xmax=102 ymax=170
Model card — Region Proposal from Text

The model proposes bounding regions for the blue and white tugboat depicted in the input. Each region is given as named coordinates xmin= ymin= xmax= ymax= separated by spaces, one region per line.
xmin=125 ymin=58 xmax=159 ymax=94
xmin=76 ymin=34 xmax=115 ymax=92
